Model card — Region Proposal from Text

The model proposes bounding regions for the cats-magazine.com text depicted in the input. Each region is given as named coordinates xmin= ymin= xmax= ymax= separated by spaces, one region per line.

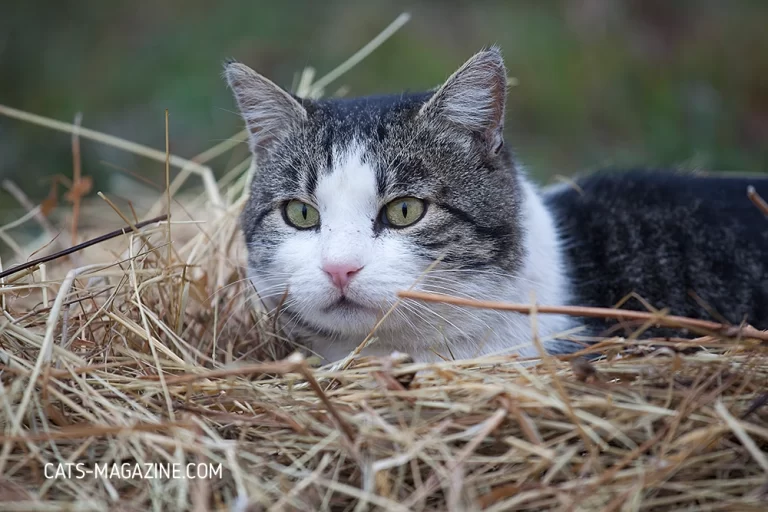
xmin=44 ymin=462 xmax=223 ymax=480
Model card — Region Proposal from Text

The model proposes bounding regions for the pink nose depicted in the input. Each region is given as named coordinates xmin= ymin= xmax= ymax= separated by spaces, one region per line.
xmin=322 ymin=262 xmax=362 ymax=290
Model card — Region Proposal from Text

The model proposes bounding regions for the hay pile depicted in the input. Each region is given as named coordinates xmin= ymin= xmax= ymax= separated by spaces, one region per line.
xmin=2 ymin=16 xmax=768 ymax=512
xmin=1 ymin=203 xmax=767 ymax=511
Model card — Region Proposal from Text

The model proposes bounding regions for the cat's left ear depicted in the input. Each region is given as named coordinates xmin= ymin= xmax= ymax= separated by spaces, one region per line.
xmin=418 ymin=46 xmax=507 ymax=155
xmin=224 ymin=60 xmax=307 ymax=158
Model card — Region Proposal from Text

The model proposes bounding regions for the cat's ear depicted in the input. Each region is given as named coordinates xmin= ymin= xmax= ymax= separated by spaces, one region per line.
xmin=418 ymin=46 xmax=507 ymax=154
xmin=224 ymin=60 xmax=307 ymax=156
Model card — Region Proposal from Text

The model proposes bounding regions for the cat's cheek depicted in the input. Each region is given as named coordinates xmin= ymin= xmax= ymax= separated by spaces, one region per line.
xmin=270 ymin=232 xmax=333 ymax=299
xmin=353 ymin=236 xmax=431 ymax=299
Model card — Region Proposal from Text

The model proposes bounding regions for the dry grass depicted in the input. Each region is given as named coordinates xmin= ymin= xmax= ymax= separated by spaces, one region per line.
xmin=2 ymin=14 xmax=768 ymax=511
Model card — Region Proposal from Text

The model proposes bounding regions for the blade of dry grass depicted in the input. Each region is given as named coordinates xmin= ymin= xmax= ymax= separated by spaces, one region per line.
xmin=0 ymin=215 xmax=168 ymax=280
xmin=0 ymin=104 xmax=224 ymax=213
xmin=397 ymin=289 xmax=768 ymax=342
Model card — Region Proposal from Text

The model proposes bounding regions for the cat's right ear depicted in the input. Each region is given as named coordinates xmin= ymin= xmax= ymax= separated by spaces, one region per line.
xmin=418 ymin=47 xmax=507 ymax=154
xmin=224 ymin=60 xmax=307 ymax=156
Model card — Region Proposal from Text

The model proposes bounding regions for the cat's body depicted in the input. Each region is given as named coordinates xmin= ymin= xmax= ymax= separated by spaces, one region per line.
xmin=546 ymin=170 xmax=768 ymax=336
xmin=225 ymin=47 xmax=768 ymax=364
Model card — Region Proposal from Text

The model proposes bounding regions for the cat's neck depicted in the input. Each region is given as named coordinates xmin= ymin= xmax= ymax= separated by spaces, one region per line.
xmin=469 ymin=172 xmax=576 ymax=359
xmin=513 ymin=174 xmax=572 ymax=308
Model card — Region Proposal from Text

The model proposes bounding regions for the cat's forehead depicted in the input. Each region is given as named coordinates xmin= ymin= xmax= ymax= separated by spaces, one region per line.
xmin=304 ymin=93 xmax=432 ymax=156
xmin=265 ymin=94 xmax=435 ymax=197
xmin=256 ymin=90 xmax=478 ymax=203
xmin=308 ymin=134 xmax=436 ymax=204
xmin=314 ymin=142 xmax=378 ymax=212
xmin=310 ymin=92 xmax=432 ymax=126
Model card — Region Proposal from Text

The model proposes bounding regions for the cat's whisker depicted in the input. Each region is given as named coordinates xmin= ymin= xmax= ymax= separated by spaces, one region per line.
xmin=401 ymin=300 xmax=474 ymax=342
xmin=414 ymin=296 xmax=496 ymax=337
xmin=389 ymin=307 xmax=420 ymax=336
xmin=425 ymin=269 xmax=543 ymax=288
xmin=416 ymin=282 xmax=480 ymax=301
xmin=249 ymin=290 xmax=295 ymax=308
xmin=398 ymin=301 xmax=438 ymax=334
xmin=205 ymin=277 xmax=263 ymax=301
xmin=417 ymin=275 xmax=487 ymax=289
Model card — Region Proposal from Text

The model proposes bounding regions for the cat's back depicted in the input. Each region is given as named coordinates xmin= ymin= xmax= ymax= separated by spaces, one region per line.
xmin=543 ymin=169 xmax=768 ymax=330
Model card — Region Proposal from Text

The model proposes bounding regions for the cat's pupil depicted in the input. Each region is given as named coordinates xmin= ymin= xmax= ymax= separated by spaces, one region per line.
xmin=301 ymin=204 xmax=307 ymax=219
xmin=401 ymin=202 xmax=408 ymax=218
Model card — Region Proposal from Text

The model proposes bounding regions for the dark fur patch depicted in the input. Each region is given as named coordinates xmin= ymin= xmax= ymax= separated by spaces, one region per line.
xmin=546 ymin=169 xmax=768 ymax=334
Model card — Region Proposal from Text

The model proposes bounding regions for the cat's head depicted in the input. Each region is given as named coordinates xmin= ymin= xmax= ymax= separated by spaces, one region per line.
xmin=225 ymin=47 xmax=525 ymax=341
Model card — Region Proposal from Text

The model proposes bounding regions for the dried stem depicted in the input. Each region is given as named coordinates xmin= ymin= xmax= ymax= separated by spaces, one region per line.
xmin=0 ymin=214 xmax=168 ymax=280
xmin=747 ymin=185 xmax=768 ymax=216
xmin=397 ymin=289 xmax=768 ymax=342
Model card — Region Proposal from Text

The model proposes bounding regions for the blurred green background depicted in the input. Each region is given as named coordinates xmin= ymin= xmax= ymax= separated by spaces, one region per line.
xmin=1 ymin=0 xmax=768 ymax=244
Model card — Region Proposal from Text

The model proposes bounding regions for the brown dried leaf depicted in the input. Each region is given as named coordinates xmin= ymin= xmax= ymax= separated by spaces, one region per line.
xmin=64 ymin=175 xmax=93 ymax=202
xmin=40 ymin=181 xmax=59 ymax=217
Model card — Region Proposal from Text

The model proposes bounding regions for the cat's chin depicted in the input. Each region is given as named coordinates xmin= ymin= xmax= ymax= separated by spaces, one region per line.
xmin=286 ymin=296 xmax=381 ymax=337
xmin=322 ymin=296 xmax=374 ymax=313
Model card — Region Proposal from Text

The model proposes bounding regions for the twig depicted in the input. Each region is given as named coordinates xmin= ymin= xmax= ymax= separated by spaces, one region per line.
xmin=0 ymin=104 xmax=223 ymax=212
xmin=747 ymin=185 xmax=768 ymax=216
xmin=0 ymin=214 xmax=168 ymax=280
xmin=294 ymin=357 xmax=357 ymax=444
xmin=164 ymin=109 xmax=176 ymax=326
xmin=140 ymin=358 xmax=305 ymax=385
xmin=715 ymin=400 xmax=768 ymax=473
xmin=403 ymin=409 xmax=507 ymax=508
xmin=165 ymin=109 xmax=173 ymax=266
xmin=138 ymin=353 xmax=357 ymax=443
xmin=308 ymin=12 xmax=411 ymax=97
xmin=396 ymin=290 xmax=768 ymax=342
xmin=0 ymin=420 xmax=196 ymax=443
xmin=71 ymin=112 xmax=83 ymax=245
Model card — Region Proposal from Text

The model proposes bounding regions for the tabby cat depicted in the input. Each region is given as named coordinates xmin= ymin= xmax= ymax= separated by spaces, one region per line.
xmin=225 ymin=47 xmax=768 ymax=364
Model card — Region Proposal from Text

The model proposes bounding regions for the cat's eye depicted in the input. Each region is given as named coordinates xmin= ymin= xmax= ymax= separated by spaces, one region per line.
xmin=284 ymin=200 xmax=320 ymax=229
xmin=381 ymin=197 xmax=426 ymax=228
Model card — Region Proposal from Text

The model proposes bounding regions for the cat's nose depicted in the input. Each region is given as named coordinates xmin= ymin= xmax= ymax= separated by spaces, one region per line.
xmin=322 ymin=262 xmax=363 ymax=290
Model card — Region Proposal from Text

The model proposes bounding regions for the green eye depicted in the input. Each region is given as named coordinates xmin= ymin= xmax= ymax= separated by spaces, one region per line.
xmin=284 ymin=200 xmax=320 ymax=229
xmin=383 ymin=197 xmax=426 ymax=228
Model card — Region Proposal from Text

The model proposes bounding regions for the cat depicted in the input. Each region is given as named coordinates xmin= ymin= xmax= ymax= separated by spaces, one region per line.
xmin=224 ymin=46 xmax=768 ymax=364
